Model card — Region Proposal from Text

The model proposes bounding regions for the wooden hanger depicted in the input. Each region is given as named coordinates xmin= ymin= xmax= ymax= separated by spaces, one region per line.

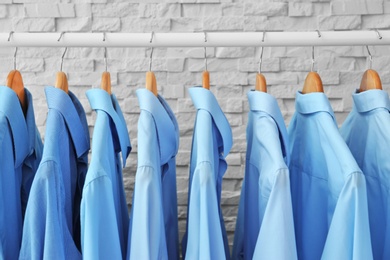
xmin=302 ymin=45 xmax=323 ymax=94
xmin=359 ymin=46 xmax=382 ymax=92
xmin=146 ymin=32 xmax=158 ymax=96
xmin=6 ymin=69 xmax=27 ymax=114
xmin=145 ymin=71 xmax=157 ymax=96
xmin=255 ymin=73 xmax=267 ymax=92
xmin=302 ymin=72 xmax=323 ymax=94
xmin=359 ymin=69 xmax=382 ymax=92
xmin=101 ymin=47 xmax=112 ymax=94
xmin=202 ymin=70 xmax=210 ymax=90
xmin=255 ymin=37 xmax=267 ymax=92
xmin=55 ymin=45 xmax=69 ymax=94
xmin=6 ymin=45 xmax=27 ymax=114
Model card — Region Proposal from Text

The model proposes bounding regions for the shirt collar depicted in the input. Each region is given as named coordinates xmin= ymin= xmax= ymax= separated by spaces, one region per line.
xmin=295 ymin=91 xmax=336 ymax=121
xmin=0 ymin=86 xmax=29 ymax=167
xmin=189 ymin=86 xmax=233 ymax=157
xmin=137 ymin=89 xmax=179 ymax=165
xmin=86 ymin=89 xmax=131 ymax=167
xmin=352 ymin=89 xmax=390 ymax=113
xmin=45 ymin=87 xmax=90 ymax=158
xmin=248 ymin=90 xmax=290 ymax=165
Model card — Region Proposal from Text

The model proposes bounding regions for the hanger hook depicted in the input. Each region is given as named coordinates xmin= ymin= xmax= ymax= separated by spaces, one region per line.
xmin=57 ymin=32 xmax=65 ymax=42
xmin=204 ymin=32 xmax=208 ymax=71
xmin=258 ymin=30 xmax=266 ymax=74
xmin=311 ymin=46 xmax=315 ymax=72
xmin=60 ymin=47 xmax=68 ymax=72
xmin=8 ymin=31 xmax=14 ymax=42
xmin=374 ymin=29 xmax=382 ymax=40
xmin=316 ymin=30 xmax=322 ymax=38
xmin=149 ymin=31 xmax=154 ymax=71
xmin=366 ymin=45 xmax=373 ymax=70
xmin=102 ymin=33 xmax=108 ymax=72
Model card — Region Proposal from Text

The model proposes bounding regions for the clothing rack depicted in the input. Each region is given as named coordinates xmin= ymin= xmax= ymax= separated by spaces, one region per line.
xmin=1 ymin=31 xmax=390 ymax=47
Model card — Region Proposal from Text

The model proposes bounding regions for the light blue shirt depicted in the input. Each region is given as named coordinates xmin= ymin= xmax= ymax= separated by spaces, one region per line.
xmin=0 ymin=86 xmax=43 ymax=260
xmin=20 ymin=87 xmax=90 ymax=260
xmin=340 ymin=89 xmax=390 ymax=260
xmin=232 ymin=90 xmax=296 ymax=260
xmin=128 ymin=89 xmax=179 ymax=260
xmin=81 ymin=89 xmax=131 ymax=260
xmin=289 ymin=91 xmax=372 ymax=260
xmin=181 ymin=87 xmax=233 ymax=260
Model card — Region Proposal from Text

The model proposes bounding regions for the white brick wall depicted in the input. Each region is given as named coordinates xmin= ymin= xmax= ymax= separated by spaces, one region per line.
xmin=0 ymin=0 xmax=389 ymax=250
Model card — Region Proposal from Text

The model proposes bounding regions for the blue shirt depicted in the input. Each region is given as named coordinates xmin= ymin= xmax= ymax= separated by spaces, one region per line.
xmin=20 ymin=87 xmax=90 ymax=260
xmin=232 ymin=90 xmax=296 ymax=260
xmin=289 ymin=91 xmax=372 ymax=260
xmin=81 ymin=89 xmax=131 ymax=260
xmin=182 ymin=87 xmax=233 ymax=260
xmin=340 ymin=89 xmax=390 ymax=260
xmin=128 ymin=89 xmax=180 ymax=260
xmin=0 ymin=86 xmax=43 ymax=260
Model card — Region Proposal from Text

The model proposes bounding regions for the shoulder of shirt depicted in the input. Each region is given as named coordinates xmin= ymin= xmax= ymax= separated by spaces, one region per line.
xmin=34 ymin=158 xmax=60 ymax=181
xmin=83 ymin=166 xmax=111 ymax=190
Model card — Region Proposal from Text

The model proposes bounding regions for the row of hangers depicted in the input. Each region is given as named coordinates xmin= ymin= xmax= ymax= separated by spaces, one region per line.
xmin=4 ymin=30 xmax=383 ymax=116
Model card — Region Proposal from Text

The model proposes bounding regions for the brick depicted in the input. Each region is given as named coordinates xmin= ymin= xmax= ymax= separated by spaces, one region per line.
xmin=121 ymin=17 xmax=171 ymax=32
xmin=7 ymin=4 xmax=24 ymax=17
xmin=67 ymin=72 xmax=117 ymax=86
xmin=239 ymin=58 xmax=280 ymax=73
xmin=219 ymin=98 xmax=243 ymax=113
xmin=171 ymin=17 xmax=202 ymax=31
xmin=289 ymin=2 xmax=313 ymax=16
xmin=157 ymin=3 xmax=181 ymax=17
xmin=0 ymin=5 xmax=6 ymax=18
xmin=162 ymin=84 xmax=185 ymax=98
xmin=318 ymin=70 xmax=340 ymax=85
xmin=281 ymin=57 xmax=311 ymax=71
xmin=221 ymin=3 xmax=244 ymax=16
xmin=57 ymin=17 xmax=91 ymax=31
xmin=92 ymin=3 xmax=138 ymax=17
xmin=210 ymin=72 xmax=248 ymax=85
xmin=203 ymin=16 xmax=244 ymax=31
xmin=318 ymin=15 xmax=361 ymax=30
xmin=252 ymin=72 xmax=299 ymax=85
xmin=12 ymin=17 xmax=55 ymax=32
xmin=186 ymin=47 xmax=215 ymax=58
xmin=74 ymin=4 xmax=91 ymax=17
xmin=24 ymin=4 xmax=75 ymax=18
xmin=331 ymin=1 xmax=383 ymax=15
xmin=167 ymin=72 xmax=198 ymax=86
xmin=0 ymin=0 xmax=11 ymax=3
xmin=188 ymin=58 xmax=238 ymax=72
xmin=167 ymin=58 xmax=185 ymax=72
xmin=362 ymin=14 xmax=390 ymax=28
xmin=215 ymin=47 xmax=255 ymax=58
xmin=243 ymin=16 xmax=268 ymax=31
xmin=244 ymin=3 xmax=287 ymax=16
xmin=92 ymin=17 xmax=120 ymax=31
xmin=182 ymin=3 xmax=222 ymax=16
xmin=267 ymin=16 xmax=318 ymax=30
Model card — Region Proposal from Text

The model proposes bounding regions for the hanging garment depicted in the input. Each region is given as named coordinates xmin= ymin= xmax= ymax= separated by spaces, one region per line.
xmin=340 ymin=89 xmax=390 ymax=260
xmin=20 ymin=87 xmax=90 ymax=260
xmin=288 ymin=91 xmax=372 ymax=260
xmin=0 ymin=86 xmax=43 ymax=260
xmin=232 ymin=90 xmax=296 ymax=260
xmin=181 ymin=86 xmax=233 ymax=260
xmin=128 ymin=89 xmax=179 ymax=260
xmin=81 ymin=89 xmax=131 ymax=260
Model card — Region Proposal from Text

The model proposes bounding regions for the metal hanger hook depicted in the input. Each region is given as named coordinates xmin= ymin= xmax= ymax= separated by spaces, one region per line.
xmin=204 ymin=32 xmax=208 ymax=71
xmin=366 ymin=45 xmax=373 ymax=69
xmin=149 ymin=31 xmax=154 ymax=71
xmin=60 ymin=47 xmax=68 ymax=72
xmin=258 ymin=30 xmax=266 ymax=74
xmin=57 ymin=32 xmax=65 ymax=42
xmin=102 ymin=33 xmax=108 ymax=72
xmin=311 ymin=46 xmax=315 ymax=72
xmin=374 ymin=29 xmax=382 ymax=40
xmin=8 ymin=31 xmax=14 ymax=42
xmin=13 ymin=46 xmax=17 ymax=70
xmin=316 ymin=30 xmax=322 ymax=38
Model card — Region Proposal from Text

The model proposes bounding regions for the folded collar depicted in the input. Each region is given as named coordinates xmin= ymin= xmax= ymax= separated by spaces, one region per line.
xmin=137 ymin=89 xmax=179 ymax=165
xmin=0 ymin=86 xmax=29 ymax=167
xmin=248 ymin=90 xmax=290 ymax=165
xmin=189 ymin=86 xmax=232 ymax=157
xmin=86 ymin=89 xmax=131 ymax=166
xmin=45 ymin=87 xmax=90 ymax=158
xmin=295 ymin=91 xmax=336 ymax=121
xmin=352 ymin=89 xmax=390 ymax=113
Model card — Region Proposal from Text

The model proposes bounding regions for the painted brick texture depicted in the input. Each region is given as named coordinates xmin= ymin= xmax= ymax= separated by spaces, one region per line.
xmin=0 ymin=0 xmax=388 ymax=252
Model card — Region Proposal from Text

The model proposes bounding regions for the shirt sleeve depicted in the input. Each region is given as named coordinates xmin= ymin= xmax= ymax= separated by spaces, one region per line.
xmin=232 ymin=182 xmax=245 ymax=260
xmin=321 ymin=172 xmax=373 ymax=260
xmin=128 ymin=111 xmax=168 ymax=260
xmin=81 ymin=173 xmax=122 ymax=260
xmin=253 ymin=168 xmax=297 ymax=259
xmin=19 ymin=160 xmax=82 ymax=260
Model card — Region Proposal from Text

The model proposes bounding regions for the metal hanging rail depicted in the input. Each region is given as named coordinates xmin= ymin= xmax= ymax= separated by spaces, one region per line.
xmin=0 ymin=31 xmax=389 ymax=47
